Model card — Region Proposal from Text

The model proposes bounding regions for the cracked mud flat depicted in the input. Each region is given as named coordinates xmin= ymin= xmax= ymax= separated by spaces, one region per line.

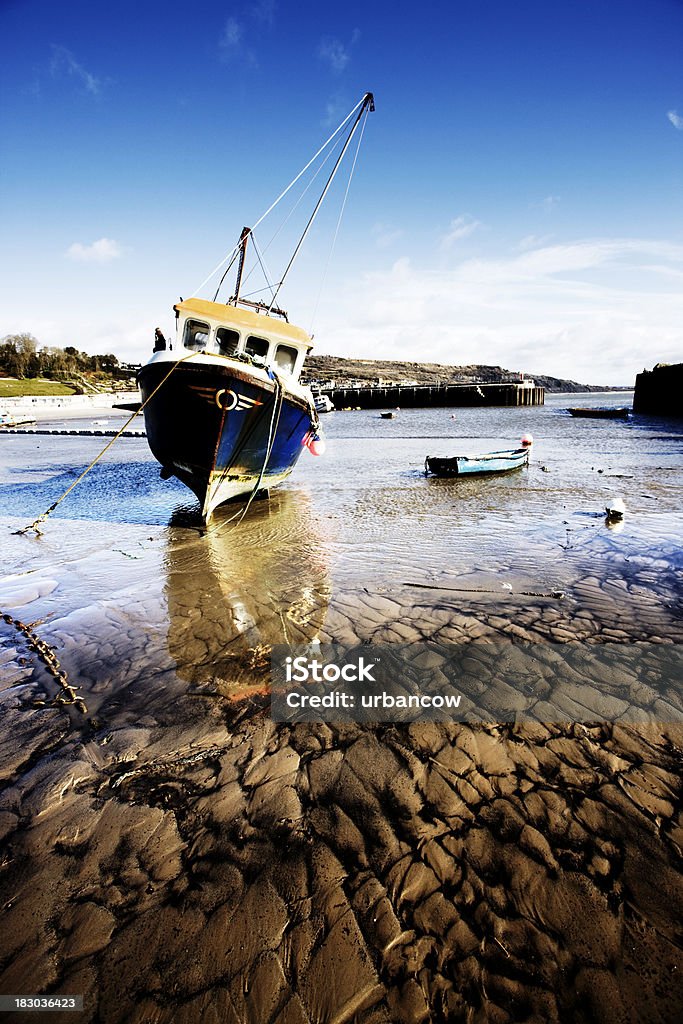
xmin=0 ymin=401 xmax=682 ymax=1022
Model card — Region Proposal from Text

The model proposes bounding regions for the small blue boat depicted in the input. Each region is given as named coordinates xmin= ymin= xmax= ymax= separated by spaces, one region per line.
xmin=424 ymin=447 xmax=529 ymax=477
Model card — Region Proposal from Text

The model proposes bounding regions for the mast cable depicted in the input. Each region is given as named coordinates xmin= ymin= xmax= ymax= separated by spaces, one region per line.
xmin=192 ymin=95 xmax=367 ymax=298
xmin=249 ymin=235 xmax=276 ymax=303
xmin=267 ymin=94 xmax=374 ymax=314
xmin=235 ymin=132 xmax=344 ymax=301
xmin=249 ymin=131 xmax=345 ymax=264
xmin=212 ymin=249 xmax=240 ymax=303
xmin=309 ymin=106 xmax=370 ymax=335
xmin=223 ymin=130 xmax=345 ymax=304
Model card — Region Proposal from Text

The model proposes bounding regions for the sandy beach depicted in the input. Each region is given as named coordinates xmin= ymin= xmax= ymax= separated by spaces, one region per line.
xmin=1 ymin=396 xmax=682 ymax=1022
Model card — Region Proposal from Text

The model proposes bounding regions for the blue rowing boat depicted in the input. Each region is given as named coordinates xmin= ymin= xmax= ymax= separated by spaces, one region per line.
xmin=425 ymin=447 xmax=529 ymax=477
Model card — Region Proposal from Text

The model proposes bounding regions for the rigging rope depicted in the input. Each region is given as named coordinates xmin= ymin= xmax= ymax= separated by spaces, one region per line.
xmin=308 ymin=105 xmax=370 ymax=335
xmin=238 ymin=129 xmax=346 ymax=297
xmin=213 ymin=128 xmax=347 ymax=305
xmin=192 ymin=95 xmax=367 ymax=298
xmin=249 ymin=235 xmax=277 ymax=306
xmin=13 ymin=352 xmax=199 ymax=536
xmin=266 ymin=99 xmax=372 ymax=315
xmin=211 ymin=248 xmax=240 ymax=303
xmin=207 ymin=371 xmax=287 ymax=535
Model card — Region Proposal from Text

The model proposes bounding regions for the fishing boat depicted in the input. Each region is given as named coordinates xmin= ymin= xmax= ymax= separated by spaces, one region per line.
xmin=0 ymin=411 xmax=36 ymax=429
xmin=567 ymin=407 xmax=630 ymax=419
xmin=380 ymin=411 xmax=396 ymax=419
xmin=313 ymin=392 xmax=335 ymax=414
xmin=138 ymin=93 xmax=374 ymax=520
xmin=425 ymin=447 xmax=529 ymax=477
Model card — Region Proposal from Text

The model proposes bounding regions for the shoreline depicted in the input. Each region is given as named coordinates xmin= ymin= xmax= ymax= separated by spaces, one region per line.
xmin=1 ymin=389 xmax=634 ymax=422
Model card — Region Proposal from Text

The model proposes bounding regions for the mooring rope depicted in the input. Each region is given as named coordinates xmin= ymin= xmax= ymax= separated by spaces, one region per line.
xmin=207 ymin=371 xmax=287 ymax=535
xmin=13 ymin=352 xmax=199 ymax=536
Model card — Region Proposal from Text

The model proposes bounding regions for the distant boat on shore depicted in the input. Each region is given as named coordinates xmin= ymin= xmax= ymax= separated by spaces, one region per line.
xmin=567 ymin=407 xmax=630 ymax=419
xmin=0 ymin=411 xmax=36 ymax=428
xmin=313 ymin=392 xmax=335 ymax=414
xmin=425 ymin=447 xmax=530 ymax=477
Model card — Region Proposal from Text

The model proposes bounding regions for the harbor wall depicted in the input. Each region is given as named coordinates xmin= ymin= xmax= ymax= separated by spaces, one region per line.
xmin=633 ymin=363 xmax=683 ymax=417
xmin=329 ymin=382 xmax=545 ymax=409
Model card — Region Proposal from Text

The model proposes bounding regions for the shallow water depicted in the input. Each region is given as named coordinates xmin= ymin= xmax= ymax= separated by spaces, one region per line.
xmin=1 ymin=392 xmax=682 ymax=1022
xmin=1 ymin=392 xmax=683 ymax=657
xmin=1 ymin=390 xmax=682 ymax=706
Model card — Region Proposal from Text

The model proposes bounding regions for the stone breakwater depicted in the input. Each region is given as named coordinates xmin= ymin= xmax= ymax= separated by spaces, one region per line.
xmin=0 ymin=517 xmax=682 ymax=1023
xmin=633 ymin=362 xmax=683 ymax=418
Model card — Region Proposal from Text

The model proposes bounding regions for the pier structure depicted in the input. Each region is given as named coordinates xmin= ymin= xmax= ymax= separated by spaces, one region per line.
xmin=328 ymin=380 xmax=545 ymax=410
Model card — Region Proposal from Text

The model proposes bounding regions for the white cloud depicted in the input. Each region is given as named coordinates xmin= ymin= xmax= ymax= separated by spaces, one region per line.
xmin=50 ymin=45 xmax=100 ymax=95
xmin=65 ymin=238 xmax=123 ymax=263
xmin=667 ymin=109 xmax=683 ymax=130
xmin=372 ymin=223 xmax=404 ymax=249
xmin=318 ymin=38 xmax=351 ymax=73
xmin=219 ymin=14 xmax=262 ymax=67
xmin=517 ymin=234 xmax=553 ymax=251
xmin=439 ymin=215 xmax=482 ymax=249
xmin=322 ymin=95 xmax=350 ymax=127
xmin=221 ymin=17 xmax=243 ymax=49
xmin=532 ymin=195 xmax=560 ymax=213
xmin=314 ymin=238 xmax=683 ymax=385
xmin=251 ymin=0 xmax=276 ymax=25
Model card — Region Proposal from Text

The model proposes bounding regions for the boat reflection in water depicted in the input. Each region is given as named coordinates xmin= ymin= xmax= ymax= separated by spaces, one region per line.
xmin=164 ymin=490 xmax=330 ymax=702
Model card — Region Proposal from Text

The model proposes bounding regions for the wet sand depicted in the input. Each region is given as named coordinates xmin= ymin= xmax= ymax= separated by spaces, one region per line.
xmin=1 ymin=398 xmax=682 ymax=1022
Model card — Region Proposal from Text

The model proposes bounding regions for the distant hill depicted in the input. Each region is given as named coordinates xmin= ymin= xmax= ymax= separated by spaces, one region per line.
xmin=302 ymin=355 xmax=626 ymax=393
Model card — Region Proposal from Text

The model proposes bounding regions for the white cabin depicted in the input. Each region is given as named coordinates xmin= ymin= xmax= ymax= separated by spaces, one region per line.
xmin=172 ymin=298 xmax=312 ymax=383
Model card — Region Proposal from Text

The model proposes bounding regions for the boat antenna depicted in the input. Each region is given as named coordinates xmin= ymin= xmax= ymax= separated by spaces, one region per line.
xmin=191 ymin=93 xmax=372 ymax=299
xmin=267 ymin=92 xmax=374 ymax=314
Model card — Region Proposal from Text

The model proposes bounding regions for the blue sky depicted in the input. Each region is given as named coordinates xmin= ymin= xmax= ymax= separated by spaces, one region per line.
xmin=1 ymin=0 xmax=681 ymax=384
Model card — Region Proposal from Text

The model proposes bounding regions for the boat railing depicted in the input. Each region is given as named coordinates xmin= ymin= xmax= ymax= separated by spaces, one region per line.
xmin=227 ymin=296 xmax=290 ymax=322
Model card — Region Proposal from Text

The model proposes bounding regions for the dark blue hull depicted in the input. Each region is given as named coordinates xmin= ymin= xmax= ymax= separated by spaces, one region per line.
xmin=138 ymin=357 xmax=314 ymax=517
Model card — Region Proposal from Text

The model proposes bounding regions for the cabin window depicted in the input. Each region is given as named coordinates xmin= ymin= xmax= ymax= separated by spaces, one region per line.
xmin=245 ymin=335 xmax=270 ymax=361
xmin=274 ymin=344 xmax=298 ymax=375
xmin=184 ymin=319 xmax=210 ymax=350
xmin=216 ymin=328 xmax=240 ymax=356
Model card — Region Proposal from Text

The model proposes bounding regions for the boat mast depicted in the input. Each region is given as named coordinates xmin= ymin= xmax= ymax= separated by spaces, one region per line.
xmin=232 ymin=226 xmax=250 ymax=303
xmin=267 ymin=91 xmax=375 ymax=313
